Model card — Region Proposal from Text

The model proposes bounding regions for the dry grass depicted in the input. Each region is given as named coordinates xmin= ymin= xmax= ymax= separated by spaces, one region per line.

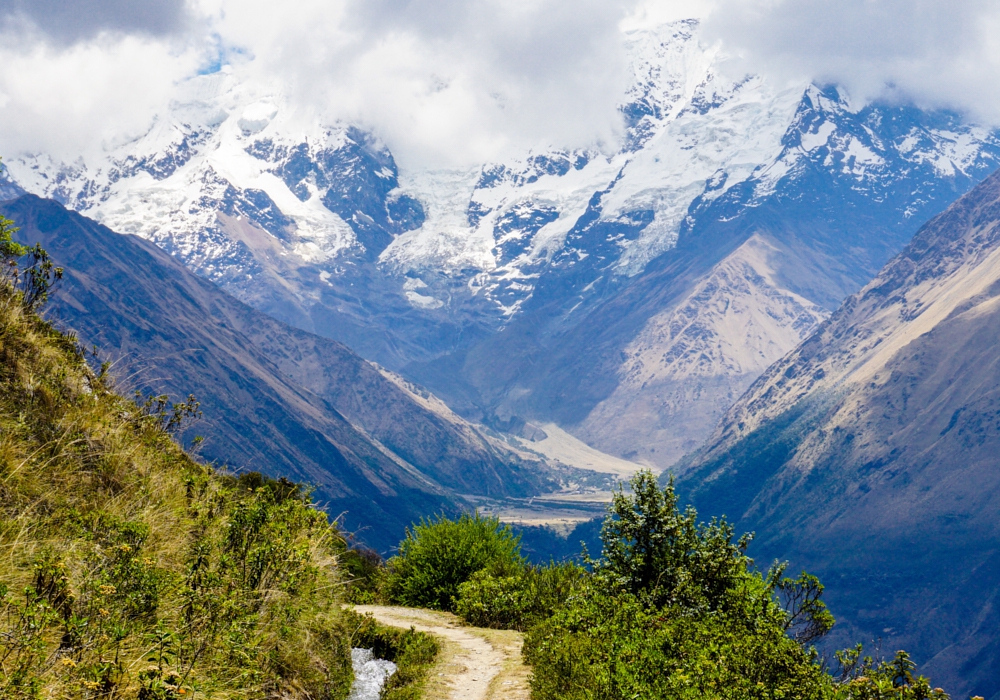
xmin=0 ymin=290 xmax=356 ymax=699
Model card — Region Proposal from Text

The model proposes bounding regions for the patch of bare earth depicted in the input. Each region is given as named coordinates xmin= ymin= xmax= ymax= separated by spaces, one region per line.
xmin=351 ymin=605 xmax=530 ymax=700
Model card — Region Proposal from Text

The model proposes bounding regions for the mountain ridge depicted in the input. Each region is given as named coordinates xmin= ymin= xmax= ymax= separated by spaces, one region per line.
xmin=676 ymin=167 xmax=1000 ymax=697
xmin=7 ymin=20 xmax=1000 ymax=478
xmin=1 ymin=194 xmax=568 ymax=550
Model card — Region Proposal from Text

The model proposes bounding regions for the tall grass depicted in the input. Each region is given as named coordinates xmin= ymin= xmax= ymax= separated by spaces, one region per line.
xmin=0 ymin=252 xmax=355 ymax=698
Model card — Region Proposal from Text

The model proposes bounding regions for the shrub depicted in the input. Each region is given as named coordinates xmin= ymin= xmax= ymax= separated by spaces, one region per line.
xmin=523 ymin=580 xmax=833 ymax=700
xmin=455 ymin=561 xmax=585 ymax=631
xmin=384 ymin=512 xmax=524 ymax=610
xmin=523 ymin=471 xmax=838 ymax=700
xmin=341 ymin=546 xmax=387 ymax=604
xmin=596 ymin=470 xmax=753 ymax=610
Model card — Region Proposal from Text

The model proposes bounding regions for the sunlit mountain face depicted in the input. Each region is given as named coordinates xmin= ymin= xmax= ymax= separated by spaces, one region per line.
xmin=6 ymin=19 xmax=1000 ymax=468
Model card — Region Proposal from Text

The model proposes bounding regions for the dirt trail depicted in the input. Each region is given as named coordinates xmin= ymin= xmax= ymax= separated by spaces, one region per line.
xmin=351 ymin=605 xmax=530 ymax=700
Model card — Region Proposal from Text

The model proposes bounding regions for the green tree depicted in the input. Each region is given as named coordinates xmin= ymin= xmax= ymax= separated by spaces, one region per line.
xmin=596 ymin=470 xmax=750 ymax=609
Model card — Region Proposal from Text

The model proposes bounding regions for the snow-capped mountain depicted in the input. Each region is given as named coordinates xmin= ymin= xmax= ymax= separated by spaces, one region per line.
xmin=5 ymin=19 xmax=1000 ymax=468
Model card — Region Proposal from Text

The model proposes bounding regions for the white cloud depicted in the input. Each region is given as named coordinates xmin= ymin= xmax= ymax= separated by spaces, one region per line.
xmin=0 ymin=33 xmax=200 ymax=161
xmin=199 ymin=0 xmax=643 ymax=168
xmin=2 ymin=0 xmax=1000 ymax=169
xmin=703 ymin=0 xmax=1000 ymax=120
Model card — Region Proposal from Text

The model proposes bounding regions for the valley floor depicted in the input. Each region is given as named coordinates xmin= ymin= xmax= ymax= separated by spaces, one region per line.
xmin=351 ymin=606 xmax=531 ymax=700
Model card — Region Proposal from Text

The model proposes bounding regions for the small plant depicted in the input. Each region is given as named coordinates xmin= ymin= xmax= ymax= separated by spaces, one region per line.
xmin=134 ymin=392 xmax=203 ymax=434
xmin=0 ymin=211 xmax=62 ymax=311
xmin=833 ymin=648 xmax=950 ymax=699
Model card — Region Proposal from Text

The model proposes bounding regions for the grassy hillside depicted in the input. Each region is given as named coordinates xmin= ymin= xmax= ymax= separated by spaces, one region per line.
xmin=0 ymin=220 xmax=355 ymax=697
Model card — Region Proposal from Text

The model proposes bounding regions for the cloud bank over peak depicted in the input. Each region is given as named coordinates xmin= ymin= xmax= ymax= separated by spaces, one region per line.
xmin=1 ymin=0 xmax=1000 ymax=168
xmin=201 ymin=0 xmax=644 ymax=168
xmin=704 ymin=0 xmax=1000 ymax=120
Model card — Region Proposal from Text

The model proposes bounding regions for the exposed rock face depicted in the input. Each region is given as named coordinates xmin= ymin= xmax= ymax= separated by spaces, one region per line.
xmin=2 ymin=195 xmax=560 ymax=550
xmin=678 ymin=170 xmax=1000 ymax=697
xmin=575 ymin=235 xmax=827 ymax=465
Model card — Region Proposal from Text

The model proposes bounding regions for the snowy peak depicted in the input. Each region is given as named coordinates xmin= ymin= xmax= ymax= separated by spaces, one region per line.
xmin=245 ymin=126 xmax=425 ymax=259
xmin=747 ymin=85 xmax=1000 ymax=208
xmin=6 ymin=73 xmax=426 ymax=292
xmin=4 ymin=19 xmax=1000 ymax=372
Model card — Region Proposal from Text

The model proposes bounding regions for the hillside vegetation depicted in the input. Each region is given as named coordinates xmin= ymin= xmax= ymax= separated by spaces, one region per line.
xmin=0 ymin=217 xmax=360 ymax=697
xmin=370 ymin=472 xmax=958 ymax=699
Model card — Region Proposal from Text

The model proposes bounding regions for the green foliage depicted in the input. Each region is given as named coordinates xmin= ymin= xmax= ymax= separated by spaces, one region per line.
xmin=596 ymin=470 xmax=752 ymax=610
xmin=454 ymin=561 xmax=585 ymax=631
xmin=524 ymin=581 xmax=831 ymax=700
xmin=769 ymin=564 xmax=836 ymax=645
xmin=521 ymin=470 xmax=949 ymax=700
xmin=0 ymin=211 xmax=62 ymax=311
xmin=341 ymin=546 xmax=386 ymax=604
xmin=384 ymin=512 xmax=524 ymax=610
xmin=0 ymin=230 xmax=356 ymax=698
xmin=833 ymin=647 xmax=950 ymax=699
xmin=346 ymin=610 xmax=439 ymax=700
xmin=134 ymin=391 xmax=203 ymax=434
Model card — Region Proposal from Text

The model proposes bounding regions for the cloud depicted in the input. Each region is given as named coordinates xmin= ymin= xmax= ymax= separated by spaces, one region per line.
xmin=2 ymin=0 xmax=1000 ymax=170
xmin=0 ymin=37 xmax=200 ymax=161
xmin=0 ymin=0 xmax=200 ymax=161
xmin=703 ymin=0 xmax=1000 ymax=121
xmin=0 ymin=0 xmax=188 ymax=43
xmin=201 ymin=0 xmax=643 ymax=168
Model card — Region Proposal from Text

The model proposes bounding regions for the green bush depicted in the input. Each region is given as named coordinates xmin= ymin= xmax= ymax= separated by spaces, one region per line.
xmin=384 ymin=512 xmax=524 ymax=610
xmin=455 ymin=561 xmax=585 ymax=631
xmin=521 ymin=471 xmax=951 ymax=700
xmin=341 ymin=546 xmax=387 ymax=604
xmin=524 ymin=579 xmax=832 ymax=700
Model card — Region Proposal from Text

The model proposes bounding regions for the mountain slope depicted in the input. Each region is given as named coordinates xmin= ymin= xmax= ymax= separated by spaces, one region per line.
xmin=0 ymin=247 xmax=358 ymax=697
xmin=411 ymin=84 xmax=999 ymax=466
xmin=2 ymin=195 xmax=560 ymax=549
xmin=677 ymin=168 xmax=1000 ymax=698
xmin=7 ymin=21 xmax=1000 ymax=472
